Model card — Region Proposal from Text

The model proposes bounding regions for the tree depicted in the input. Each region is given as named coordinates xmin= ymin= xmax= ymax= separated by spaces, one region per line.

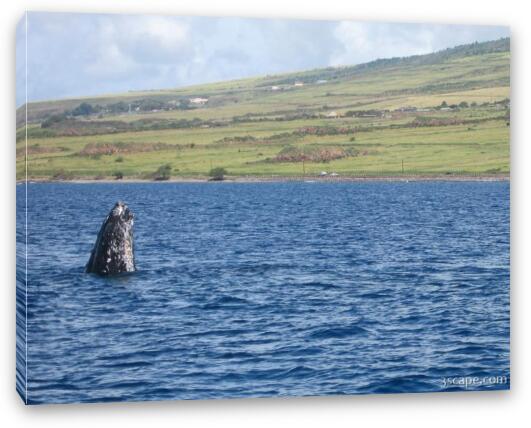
xmin=459 ymin=101 xmax=469 ymax=108
xmin=178 ymin=98 xmax=192 ymax=110
xmin=71 ymin=102 xmax=95 ymax=116
xmin=209 ymin=167 xmax=227 ymax=181
xmin=440 ymin=101 xmax=448 ymax=108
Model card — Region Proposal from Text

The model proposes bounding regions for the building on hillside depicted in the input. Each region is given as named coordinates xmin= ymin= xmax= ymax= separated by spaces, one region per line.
xmin=396 ymin=106 xmax=418 ymax=113
xmin=189 ymin=97 xmax=209 ymax=105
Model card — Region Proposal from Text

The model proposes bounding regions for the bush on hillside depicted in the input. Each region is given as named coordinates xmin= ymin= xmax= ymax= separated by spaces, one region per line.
xmin=208 ymin=167 xmax=227 ymax=181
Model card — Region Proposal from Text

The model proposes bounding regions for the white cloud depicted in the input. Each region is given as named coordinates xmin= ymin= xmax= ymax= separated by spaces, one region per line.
xmin=331 ymin=21 xmax=509 ymax=68
xmin=331 ymin=21 xmax=435 ymax=66
xmin=85 ymin=43 xmax=137 ymax=77
xmin=136 ymin=16 xmax=189 ymax=50
xmin=86 ymin=15 xmax=190 ymax=77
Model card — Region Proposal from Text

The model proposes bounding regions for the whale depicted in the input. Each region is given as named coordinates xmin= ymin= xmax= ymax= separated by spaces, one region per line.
xmin=86 ymin=201 xmax=136 ymax=275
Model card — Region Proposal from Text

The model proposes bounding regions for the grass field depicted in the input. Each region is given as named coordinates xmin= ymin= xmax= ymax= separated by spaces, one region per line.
xmin=16 ymin=38 xmax=510 ymax=180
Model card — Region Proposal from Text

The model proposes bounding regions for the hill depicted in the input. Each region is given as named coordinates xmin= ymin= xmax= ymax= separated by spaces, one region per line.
xmin=16 ymin=38 xmax=510 ymax=180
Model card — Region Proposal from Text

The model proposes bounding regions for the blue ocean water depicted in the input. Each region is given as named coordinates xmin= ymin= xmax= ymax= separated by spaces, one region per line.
xmin=16 ymin=182 xmax=510 ymax=404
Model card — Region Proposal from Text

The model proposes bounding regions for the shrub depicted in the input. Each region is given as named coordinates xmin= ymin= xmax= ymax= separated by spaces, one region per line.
xmin=153 ymin=164 xmax=172 ymax=181
xmin=115 ymin=156 xmax=124 ymax=163
xmin=41 ymin=113 xmax=67 ymax=128
xmin=114 ymin=171 xmax=124 ymax=180
xmin=209 ymin=167 xmax=227 ymax=181
xmin=51 ymin=169 xmax=73 ymax=180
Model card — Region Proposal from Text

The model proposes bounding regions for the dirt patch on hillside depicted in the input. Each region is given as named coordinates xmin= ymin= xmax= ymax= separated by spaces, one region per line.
xmin=78 ymin=142 xmax=181 ymax=156
xmin=16 ymin=145 xmax=68 ymax=157
xmin=271 ymin=145 xmax=365 ymax=163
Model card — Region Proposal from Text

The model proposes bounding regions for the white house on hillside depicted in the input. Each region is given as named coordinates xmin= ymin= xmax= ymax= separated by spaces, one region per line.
xmin=189 ymin=97 xmax=209 ymax=105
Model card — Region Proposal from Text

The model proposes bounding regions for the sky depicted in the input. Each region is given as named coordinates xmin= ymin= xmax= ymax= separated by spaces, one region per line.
xmin=16 ymin=12 xmax=509 ymax=106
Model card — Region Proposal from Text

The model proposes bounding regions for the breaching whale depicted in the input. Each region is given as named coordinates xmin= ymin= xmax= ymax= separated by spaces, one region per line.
xmin=86 ymin=201 xmax=136 ymax=275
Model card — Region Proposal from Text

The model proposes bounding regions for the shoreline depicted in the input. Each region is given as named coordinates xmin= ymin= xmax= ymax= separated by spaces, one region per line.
xmin=17 ymin=174 xmax=510 ymax=184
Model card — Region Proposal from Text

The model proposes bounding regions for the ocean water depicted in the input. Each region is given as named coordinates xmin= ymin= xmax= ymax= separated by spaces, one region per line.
xmin=16 ymin=181 xmax=510 ymax=404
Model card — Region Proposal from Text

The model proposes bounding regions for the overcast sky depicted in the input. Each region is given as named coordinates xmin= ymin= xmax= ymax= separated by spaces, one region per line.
xmin=16 ymin=12 xmax=509 ymax=106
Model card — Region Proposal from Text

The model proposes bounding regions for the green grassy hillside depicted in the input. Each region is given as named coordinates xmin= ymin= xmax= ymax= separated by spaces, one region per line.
xmin=16 ymin=38 xmax=510 ymax=180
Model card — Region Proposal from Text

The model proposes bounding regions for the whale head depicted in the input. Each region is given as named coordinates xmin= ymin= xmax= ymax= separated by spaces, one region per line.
xmin=86 ymin=201 xmax=136 ymax=275
xmin=110 ymin=201 xmax=134 ymax=224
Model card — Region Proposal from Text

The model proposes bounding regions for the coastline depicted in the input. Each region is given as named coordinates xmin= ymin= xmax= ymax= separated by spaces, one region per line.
xmin=17 ymin=174 xmax=510 ymax=184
